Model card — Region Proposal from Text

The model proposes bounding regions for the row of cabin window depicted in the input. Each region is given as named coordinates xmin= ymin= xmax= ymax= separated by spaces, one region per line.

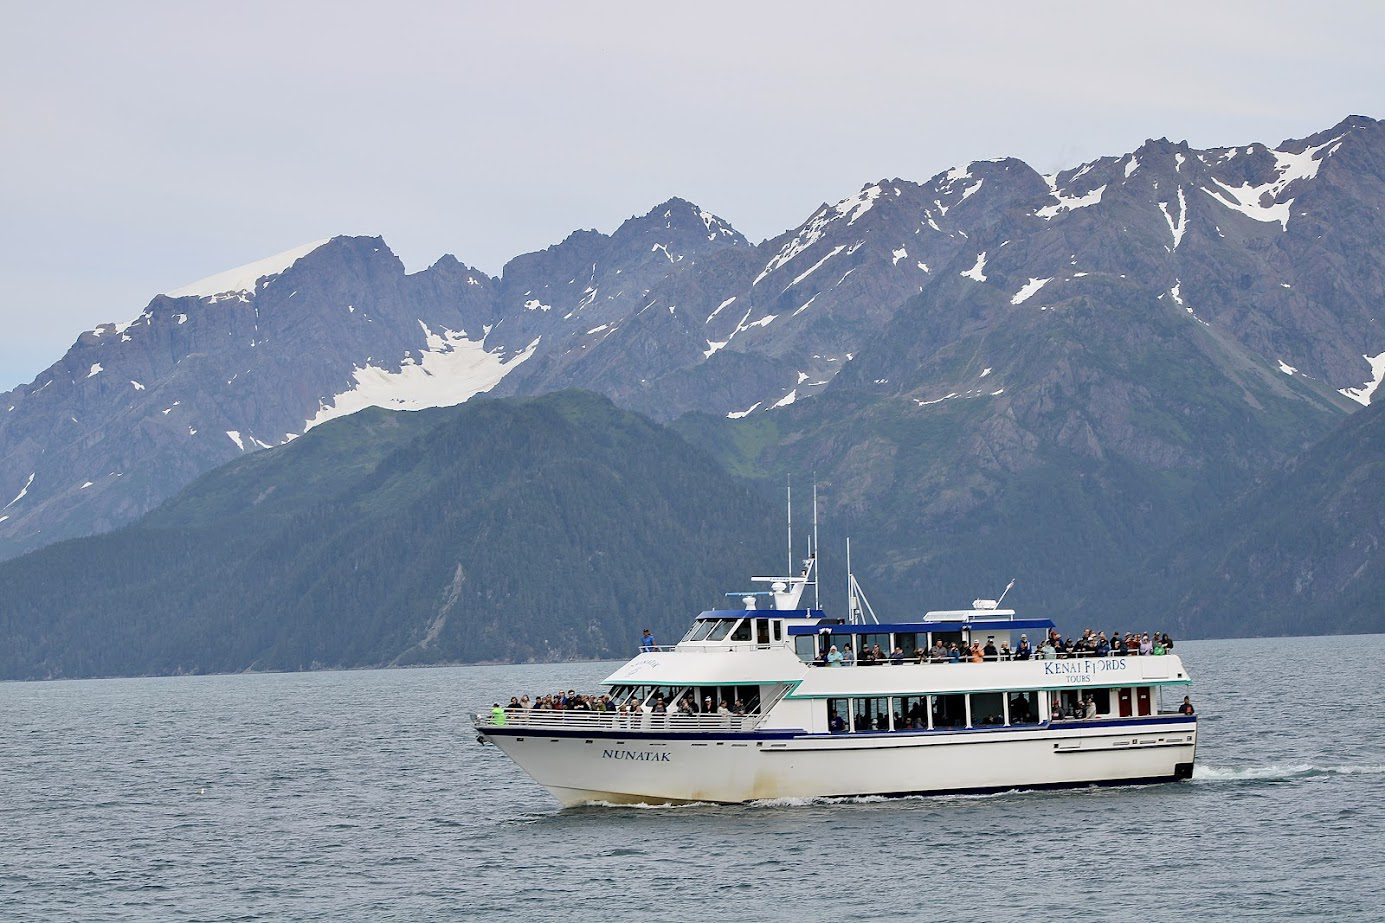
xmin=682 ymin=618 xmax=784 ymax=645
xmin=795 ymin=631 xmax=972 ymax=661
xmin=824 ymin=686 xmax=1160 ymax=733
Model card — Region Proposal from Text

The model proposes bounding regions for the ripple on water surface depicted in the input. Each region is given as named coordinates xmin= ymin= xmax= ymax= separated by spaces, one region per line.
xmin=3 ymin=636 xmax=1384 ymax=922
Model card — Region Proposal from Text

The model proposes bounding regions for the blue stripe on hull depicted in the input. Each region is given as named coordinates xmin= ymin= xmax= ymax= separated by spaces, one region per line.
xmin=478 ymin=714 xmax=1194 ymax=744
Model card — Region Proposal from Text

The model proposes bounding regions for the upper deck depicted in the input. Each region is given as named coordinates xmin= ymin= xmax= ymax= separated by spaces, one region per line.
xmin=604 ymin=606 xmax=1190 ymax=697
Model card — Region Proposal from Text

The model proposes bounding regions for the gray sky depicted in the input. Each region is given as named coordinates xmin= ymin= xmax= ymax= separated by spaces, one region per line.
xmin=2 ymin=0 xmax=1380 ymax=391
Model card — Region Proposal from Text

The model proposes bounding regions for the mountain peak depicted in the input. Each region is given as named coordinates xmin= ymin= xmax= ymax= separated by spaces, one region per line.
xmin=622 ymin=197 xmax=747 ymax=246
xmin=165 ymin=238 xmax=335 ymax=299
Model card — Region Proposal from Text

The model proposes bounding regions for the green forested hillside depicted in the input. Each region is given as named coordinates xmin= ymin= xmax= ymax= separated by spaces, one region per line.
xmin=0 ymin=392 xmax=782 ymax=679
xmin=1121 ymin=398 xmax=1385 ymax=638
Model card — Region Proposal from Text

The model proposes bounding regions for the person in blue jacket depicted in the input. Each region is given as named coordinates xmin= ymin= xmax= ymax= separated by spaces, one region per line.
xmin=640 ymin=629 xmax=656 ymax=651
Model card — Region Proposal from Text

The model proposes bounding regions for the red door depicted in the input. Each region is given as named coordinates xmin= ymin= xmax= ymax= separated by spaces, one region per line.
xmin=1118 ymin=688 xmax=1133 ymax=717
xmin=1136 ymin=687 xmax=1152 ymax=716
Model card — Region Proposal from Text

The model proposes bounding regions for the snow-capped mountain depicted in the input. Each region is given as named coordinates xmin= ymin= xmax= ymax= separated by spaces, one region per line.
xmin=1 ymin=116 xmax=1381 ymax=560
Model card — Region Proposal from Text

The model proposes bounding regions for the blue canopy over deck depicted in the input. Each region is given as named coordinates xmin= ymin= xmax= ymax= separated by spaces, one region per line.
xmin=787 ymin=619 xmax=1055 ymax=636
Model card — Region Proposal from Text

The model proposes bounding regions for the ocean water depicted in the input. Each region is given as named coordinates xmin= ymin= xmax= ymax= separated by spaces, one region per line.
xmin=3 ymin=635 xmax=1383 ymax=922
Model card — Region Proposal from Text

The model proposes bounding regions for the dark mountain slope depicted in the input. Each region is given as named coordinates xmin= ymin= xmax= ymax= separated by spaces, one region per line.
xmin=678 ymin=265 xmax=1351 ymax=627
xmin=1124 ymin=398 xmax=1385 ymax=639
xmin=0 ymin=392 xmax=781 ymax=680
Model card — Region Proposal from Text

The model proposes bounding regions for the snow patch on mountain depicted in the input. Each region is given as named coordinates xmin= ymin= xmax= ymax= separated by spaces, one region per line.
xmin=4 ymin=473 xmax=35 ymax=510
xmin=1339 ymin=351 xmax=1385 ymax=405
xmin=786 ymin=245 xmax=844 ymax=291
xmin=754 ymin=184 xmax=885 ymax=286
xmin=305 ymin=324 xmax=540 ymax=431
xmin=772 ymin=390 xmax=797 ymax=409
xmin=1011 ymin=278 xmax=1051 ymax=305
xmin=961 ymin=252 xmax=988 ymax=282
xmin=167 ymin=239 xmax=332 ymax=298
xmin=1036 ymin=185 xmax=1105 ymax=220
xmin=1202 ymin=135 xmax=1342 ymax=230
xmin=1158 ymin=187 xmax=1188 ymax=249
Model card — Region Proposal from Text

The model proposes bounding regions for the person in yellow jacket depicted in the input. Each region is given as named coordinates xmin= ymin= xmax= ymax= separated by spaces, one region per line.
xmin=490 ymin=704 xmax=507 ymax=726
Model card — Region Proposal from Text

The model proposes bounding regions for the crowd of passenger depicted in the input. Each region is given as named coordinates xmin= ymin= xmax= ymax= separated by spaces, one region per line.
xmin=815 ymin=628 xmax=1175 ymax=666
xmin=488 ymin=689 xmax=754 ymax=724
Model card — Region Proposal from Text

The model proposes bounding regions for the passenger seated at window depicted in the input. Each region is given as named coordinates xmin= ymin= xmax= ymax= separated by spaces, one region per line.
xmin=1009 ymin=694 xmax=1033 ymax=723
xmin=1083 ymin=696 xmax=1097 ymax=719
xmin=829 ymin=711 xmax=847 ymax=733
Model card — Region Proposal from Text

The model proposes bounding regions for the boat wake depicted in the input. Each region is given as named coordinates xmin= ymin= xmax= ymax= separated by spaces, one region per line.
xmin=1193 ymin=763 xmax=1385 ymax=782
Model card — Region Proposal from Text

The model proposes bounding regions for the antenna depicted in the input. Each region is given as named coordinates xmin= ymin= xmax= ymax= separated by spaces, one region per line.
xmin=812 ymin=480 xmax=821 ymax=608
xmin=997 ymin=577 xmax=1016 ymax=607
xmin=786 ymin=476 xmax=793 ymax=580
xmin=844 ymin=537 xmax=879 ymax=624
xmin=846 ymin=536 xmax=855 ymax=621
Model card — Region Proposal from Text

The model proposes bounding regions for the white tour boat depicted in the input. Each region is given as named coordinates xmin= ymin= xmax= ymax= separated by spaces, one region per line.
xmin=473 ymin=549 xmax=1197 ymax=806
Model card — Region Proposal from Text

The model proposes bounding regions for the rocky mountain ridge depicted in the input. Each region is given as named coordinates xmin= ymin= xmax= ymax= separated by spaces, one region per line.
xmin=1 ymin=115 xmax=1381 ymax=560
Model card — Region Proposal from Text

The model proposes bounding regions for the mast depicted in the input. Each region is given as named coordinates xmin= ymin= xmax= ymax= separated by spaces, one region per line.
xmin=812 ymin=481 xmax=820 ymax=609
xmin=846 ymin=536 xmax=855 ymax=622
xmin=786 ymin=476 xmax=793 ymax=580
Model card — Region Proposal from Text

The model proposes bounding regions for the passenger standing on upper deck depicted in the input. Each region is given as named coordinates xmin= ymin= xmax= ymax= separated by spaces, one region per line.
xmin=1014 ymin=635 xmax=1032 ymax=660
xmin=890 ymin=646 xmax=905 ymax=665
xmin=1179 ymin=696 xmax=1195 ymax=715
xmin=947 ymin=643 xmax=961 ymax=663
xmin=930 ymin=640 xmax=947 ymax=663
xmin=843 ymin=644 xmax=856 ymax=666
xmin=1140 ymin=633 xmax=1154 ymax=656
xmin=969 ymin=642 xmax=985 ymax=664
xmin=827 ymin=645 xmax=844 ymax=667
xmin=641 ymin=629 xmax=656 ymax=652
xmin=1112 ymin=635 xmax=1127 ymax=656
xmin=983 ymin=637 xmax=999 ymax=661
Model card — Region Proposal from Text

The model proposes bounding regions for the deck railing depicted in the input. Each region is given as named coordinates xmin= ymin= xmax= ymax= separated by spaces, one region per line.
xmin=474 ymin=709 xmax=764 ymax=733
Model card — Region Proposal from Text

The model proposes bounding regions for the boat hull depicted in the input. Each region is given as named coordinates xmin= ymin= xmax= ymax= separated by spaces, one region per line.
xmin=479 ymin=716 xmax=1197 ymax=806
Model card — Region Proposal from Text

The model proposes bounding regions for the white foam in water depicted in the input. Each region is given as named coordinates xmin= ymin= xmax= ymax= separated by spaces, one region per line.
xmin=1194 ymin=763 xmax=1385 ymax=781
